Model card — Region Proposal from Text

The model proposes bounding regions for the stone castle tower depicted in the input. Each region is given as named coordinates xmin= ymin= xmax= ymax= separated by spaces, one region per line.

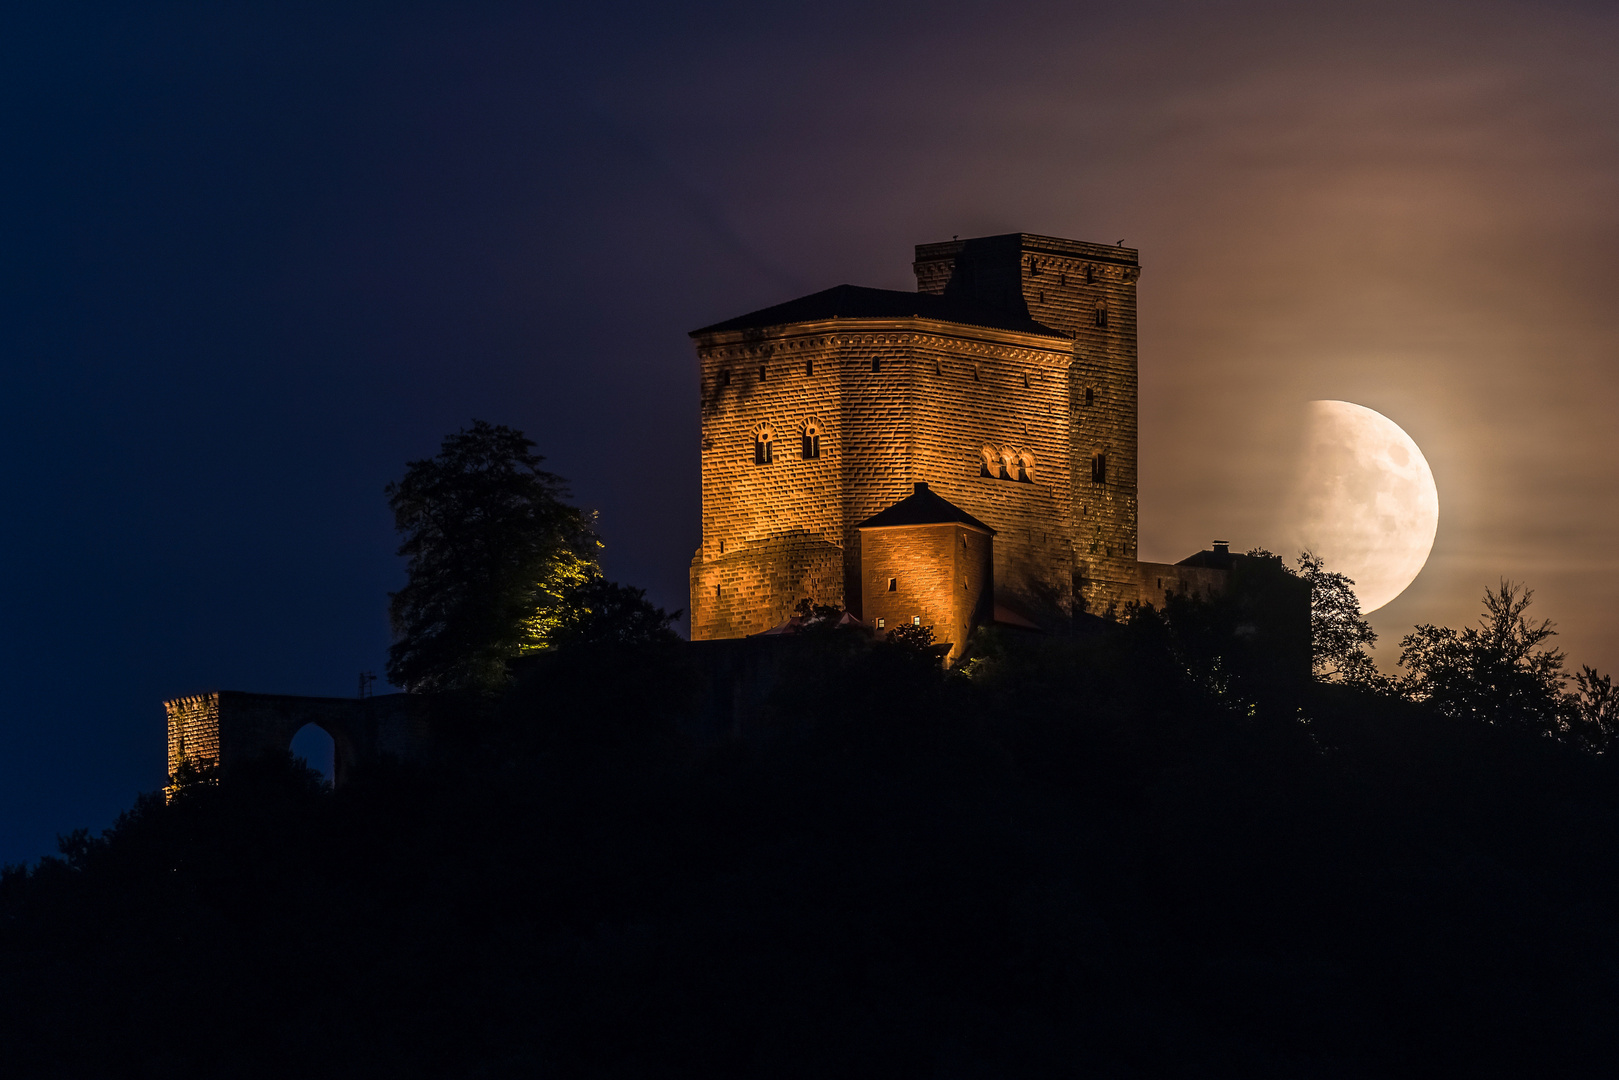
xmin=689 ymin=232 xmax=1178 ymax=650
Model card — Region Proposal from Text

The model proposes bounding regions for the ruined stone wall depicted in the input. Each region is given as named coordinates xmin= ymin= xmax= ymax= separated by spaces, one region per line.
xmin=166 ymin=693 xmax=221 ymax=777
xmin=162 ymin=691 xmax=431 ymax=790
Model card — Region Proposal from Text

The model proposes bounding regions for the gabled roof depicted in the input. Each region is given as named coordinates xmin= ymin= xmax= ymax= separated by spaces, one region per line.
xmin=690 ymin=284 xmax=1067 ymax=340
xmin=855 ymin=483 xmax=995 ymax=534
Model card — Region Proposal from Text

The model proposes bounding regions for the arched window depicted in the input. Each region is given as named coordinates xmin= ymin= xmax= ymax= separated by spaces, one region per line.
xmin=1017 ymin=452 xmax=1035 ymax=483
xmin=871 ymin=358 xmax=882 ymax=373
xmin=1091 ymin=451 xmax=1107 ymax=484
xmin=999 ymin=449 xmax=1016 ymax=481
xmin=1094 ymin=302 xmax=1109 ymax=329
xmin=980 ymin=445 xmax=998 ymax=478
xmin=753 ymin=425 xmax=774 ymax=465
xmin=801 ymin=420 xmax=821 ymax=460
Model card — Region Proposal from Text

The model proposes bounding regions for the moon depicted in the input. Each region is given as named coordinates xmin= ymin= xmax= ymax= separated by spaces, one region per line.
xmin=1291 ymin=400 xmax=1439 ymax=613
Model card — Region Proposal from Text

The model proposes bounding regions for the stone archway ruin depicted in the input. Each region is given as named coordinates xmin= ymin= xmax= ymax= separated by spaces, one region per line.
xmin=165 ymin=691 xmax=430 ymax=788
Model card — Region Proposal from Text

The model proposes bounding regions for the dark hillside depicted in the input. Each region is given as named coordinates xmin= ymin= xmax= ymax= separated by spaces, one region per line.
xmin=4 ymin=626 xmax=1619 ymax=1078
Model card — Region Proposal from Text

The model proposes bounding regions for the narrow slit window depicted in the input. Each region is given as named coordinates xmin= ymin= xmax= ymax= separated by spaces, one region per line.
xmin=1084 ymin=387 xmax=1095 ymax=407
xmin=871 ymin=358 xmax=882 ymax=373
xmin=805 ymin=358 xmax=813 ymax=376
xmin=758 ymin=365 xmax=767 ymax=382
xmin=1091 ymin=452 xmax=1107 ymax=484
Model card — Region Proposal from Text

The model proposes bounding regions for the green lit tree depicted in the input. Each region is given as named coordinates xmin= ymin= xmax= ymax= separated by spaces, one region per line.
xmin=386 ymin=420 xmax=598 ymax=693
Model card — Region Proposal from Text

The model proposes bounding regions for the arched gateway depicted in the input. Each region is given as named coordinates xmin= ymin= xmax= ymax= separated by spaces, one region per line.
xmin=165 ymin=691 xmax=430 ymax=789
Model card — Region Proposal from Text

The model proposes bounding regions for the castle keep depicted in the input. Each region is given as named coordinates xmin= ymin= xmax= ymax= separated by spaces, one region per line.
xmin=690 ymin=231 xmax=1219 ymax=653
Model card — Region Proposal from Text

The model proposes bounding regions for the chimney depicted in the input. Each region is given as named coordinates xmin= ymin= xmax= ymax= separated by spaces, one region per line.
xmin=1213 ymin=540 xmax=1229 ymax=555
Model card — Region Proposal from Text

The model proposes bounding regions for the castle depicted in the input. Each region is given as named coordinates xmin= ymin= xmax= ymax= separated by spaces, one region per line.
xmin=689 ymin=232 xmax=1233 ymax=658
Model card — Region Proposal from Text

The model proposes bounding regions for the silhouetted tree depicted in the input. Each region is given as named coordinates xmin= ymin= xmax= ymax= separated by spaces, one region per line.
xmin=547 ymin=575 xmax=682 ymax=648
xmin=1569 ymin=665 xmax=1619 ymax=753
xmin=1295 ymin=549 xmax=1382 ymax=686
xmin=1398 ymin=581 xmax=1569 ymax=735
xmin=386 ymin=421 xmax=597 ymax=693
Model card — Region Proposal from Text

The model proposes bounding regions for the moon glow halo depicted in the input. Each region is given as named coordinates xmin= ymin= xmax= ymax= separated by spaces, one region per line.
xmin=1293 ymin=401 xmax=1439 ymax=614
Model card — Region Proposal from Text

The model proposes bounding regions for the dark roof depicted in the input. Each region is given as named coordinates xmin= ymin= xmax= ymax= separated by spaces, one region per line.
xmin=1177 ymin=544 xmax=1237 ymax=570
xmin=855 ymin=483 xmax=995 ymax=533
xmin=690 ymin=284 xmax=1067 ymax=339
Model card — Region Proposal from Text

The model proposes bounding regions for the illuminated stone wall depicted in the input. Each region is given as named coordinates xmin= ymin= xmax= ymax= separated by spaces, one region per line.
xmin=166 ymin=693 xmax=221 ymax=778
xmin=915 ymin=234 xmax=1141 ymax=615
xmin=858 ymin=522 xmax=993 ymax=661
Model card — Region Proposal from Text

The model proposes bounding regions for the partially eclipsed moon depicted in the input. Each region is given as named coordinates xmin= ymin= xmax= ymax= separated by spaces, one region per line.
xmin=1292 ymin=401 xmax=1439 ymax=613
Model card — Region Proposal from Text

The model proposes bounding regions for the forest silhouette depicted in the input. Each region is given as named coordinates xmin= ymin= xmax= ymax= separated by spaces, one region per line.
xmin=4 ymin=426 xmax=1619 ymax=1078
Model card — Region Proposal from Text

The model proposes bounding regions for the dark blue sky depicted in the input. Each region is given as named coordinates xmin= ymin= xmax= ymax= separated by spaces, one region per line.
xmin=5 ymin=1 xmax=1618 ymax=863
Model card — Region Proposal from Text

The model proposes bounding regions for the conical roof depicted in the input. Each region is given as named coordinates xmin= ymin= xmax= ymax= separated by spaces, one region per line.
xmin=855 ymin=483 xmax=995 ymax=533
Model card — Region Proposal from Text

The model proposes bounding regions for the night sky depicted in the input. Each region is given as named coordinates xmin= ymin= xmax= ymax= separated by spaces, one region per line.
xmin=4 ymin=1 xmax=1617 ymax=864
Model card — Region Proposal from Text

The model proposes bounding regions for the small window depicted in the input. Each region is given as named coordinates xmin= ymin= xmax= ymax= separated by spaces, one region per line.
xmin=802 ymin=425 xmax=820 ymax=460
xmin=720 ymin=370 xmax=731 ymax=387
xmin=973 ymin=365 xmax=981 ymax=382
xmin=912 ymin=616 xmax=921 ymax=626
xmin=1091 ymin=452 xmax=1107 ymax=484
xmin=758 ymin=365 xmax=767 ymax=382
xmin=719 ymin=539 xmax=725 ymax=553
xmin=715 ymin=584 xmax=721 ymax=598
xmin=754 ymin=428 xmax=774 ymax=465
xmin=887 ymin=577 xmax=897 ymax=592
xmin=805 ymin=358 xmax=813 ymax=376
xmin=1094 ymin=303 xmax=1108 ymax=329
xmin=1085 ymin=264 xmax=1095 ymax=284
xmin=871 ymin=358 xmax=881 ymax=373
xmin=1084 ymin=387 xmax=1095 ymax=407
xmin=1023 ymin=371 xmax=1030 ymax=388
xmin=876 ymin=618 xmax=885 ymax=629
xmin=1028 ymin=255 xmax=1040 ymax=277
xmin=1059 ymin=273 xmax=1067 ymax=286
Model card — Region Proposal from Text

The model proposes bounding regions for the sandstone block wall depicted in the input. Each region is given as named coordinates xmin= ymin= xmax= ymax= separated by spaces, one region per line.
xmin=915 ymin=234 xmax=1140 ymax=615
xmin=858 ymin=522 xmax=992 ymax=661
xmin=690 ymin=319 xmax=1074 ymax=637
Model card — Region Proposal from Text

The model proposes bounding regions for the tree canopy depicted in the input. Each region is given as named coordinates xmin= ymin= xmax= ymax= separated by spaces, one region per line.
xmin=386 ymin=420 xmax=598 ymax=692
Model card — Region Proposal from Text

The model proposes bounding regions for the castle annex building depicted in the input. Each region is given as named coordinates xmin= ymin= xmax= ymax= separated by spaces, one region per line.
xmin=690 ymin=232 xmax=1224 ymax=655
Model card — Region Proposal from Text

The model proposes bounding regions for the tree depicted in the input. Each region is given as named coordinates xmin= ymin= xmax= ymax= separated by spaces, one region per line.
xmin=1294 ymin=550 xmax=1382 ymax=686
xmin=1397 ymin=581 xmax=1569 ymax=735
xmin=544 ymin=575 xmax=682 ymax=649
xmin=386 ymin=421 xmax=597 ymax=693
xmin=1568 ymin=665 xmax=1619 ymax=753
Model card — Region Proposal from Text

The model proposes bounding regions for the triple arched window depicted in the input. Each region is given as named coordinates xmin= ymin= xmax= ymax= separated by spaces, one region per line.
xmin=980 ymin=444 xmax=1035 ymax=483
